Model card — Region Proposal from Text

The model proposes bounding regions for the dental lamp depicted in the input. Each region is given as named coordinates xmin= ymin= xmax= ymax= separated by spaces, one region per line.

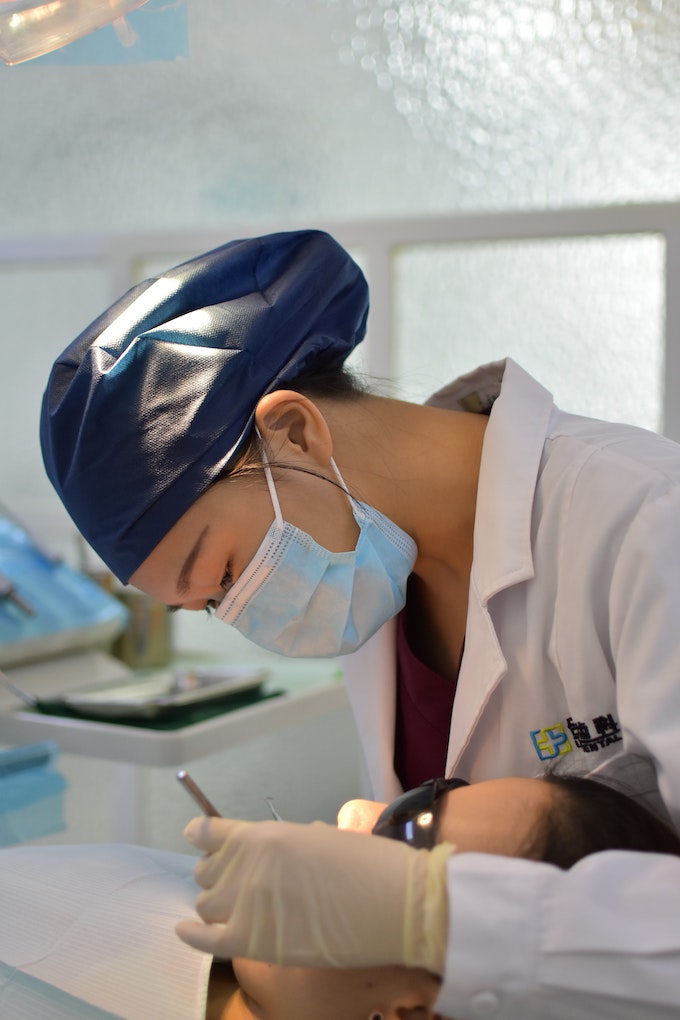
xmin=0 ymin=0 xmax=149 ymax=66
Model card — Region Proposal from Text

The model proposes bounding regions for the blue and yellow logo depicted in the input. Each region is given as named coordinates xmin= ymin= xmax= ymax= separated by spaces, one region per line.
xmin=530 ymin=723 xmax=573 ymax=761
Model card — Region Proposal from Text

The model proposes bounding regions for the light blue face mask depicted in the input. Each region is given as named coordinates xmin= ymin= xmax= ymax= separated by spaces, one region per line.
xmin=214 ymin=455 xmax=417 ymax=657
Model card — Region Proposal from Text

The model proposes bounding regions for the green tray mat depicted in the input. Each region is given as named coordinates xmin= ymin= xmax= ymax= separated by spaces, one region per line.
xmin=29 ymin=686 xmax=285 ymax=731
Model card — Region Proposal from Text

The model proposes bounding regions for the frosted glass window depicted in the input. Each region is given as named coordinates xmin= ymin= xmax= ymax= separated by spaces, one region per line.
xmin=1 ymin=263 xmax=113 ymax=552
xmin=325 ymin=0 xmax=680 ymax=212
xmin=393 ymin=235 xmax=665 ymax=430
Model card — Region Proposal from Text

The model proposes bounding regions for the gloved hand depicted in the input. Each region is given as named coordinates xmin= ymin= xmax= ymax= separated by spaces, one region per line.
xmin=175 ymin=816 xmax=454 ymax=973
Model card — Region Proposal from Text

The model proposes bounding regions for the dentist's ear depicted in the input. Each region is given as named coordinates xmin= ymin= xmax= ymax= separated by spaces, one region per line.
xmin=254 ymin=390 xmax=334 ymax=465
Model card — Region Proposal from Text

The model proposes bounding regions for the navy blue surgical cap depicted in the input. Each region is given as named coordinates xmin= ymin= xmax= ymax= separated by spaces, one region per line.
xmin=40 ymin=230 xmax=369 ymax=583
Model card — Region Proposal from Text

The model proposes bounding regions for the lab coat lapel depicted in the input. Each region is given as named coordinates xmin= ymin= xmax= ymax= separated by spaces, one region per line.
xmin=445 ymin=595 xmax=507 ymax=774
xmin=341 ymin=618 xmax=403 ymax=801
xmin=446 ymin=358 xmax=555 ymax=773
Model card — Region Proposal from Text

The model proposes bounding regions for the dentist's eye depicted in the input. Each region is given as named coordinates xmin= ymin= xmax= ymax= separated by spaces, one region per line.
xmin=204 ymin=566 xmax=233 ymax=614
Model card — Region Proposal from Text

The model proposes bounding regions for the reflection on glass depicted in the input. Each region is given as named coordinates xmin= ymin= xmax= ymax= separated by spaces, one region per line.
xmin=327 ymin=0 xmax=680 ymax=206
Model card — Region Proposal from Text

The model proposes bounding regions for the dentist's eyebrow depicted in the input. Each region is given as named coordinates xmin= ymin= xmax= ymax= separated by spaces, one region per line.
xmin=176 ymin=525 xmax=210 ymax=597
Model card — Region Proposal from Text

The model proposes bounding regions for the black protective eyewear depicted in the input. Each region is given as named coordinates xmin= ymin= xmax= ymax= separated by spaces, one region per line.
xmin=371 ymin=776 xmax=470 ymax=849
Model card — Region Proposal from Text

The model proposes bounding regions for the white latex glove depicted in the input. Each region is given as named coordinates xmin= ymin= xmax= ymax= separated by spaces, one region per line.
xmin=176 ymin=816 xmax=454 ymax=973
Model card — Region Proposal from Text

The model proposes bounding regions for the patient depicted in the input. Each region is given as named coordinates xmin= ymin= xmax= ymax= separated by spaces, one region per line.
xmin=209 ymin=771 xmax=680 ymax=1020
xmin=0 ymin=773 xmax=678 ymax=1020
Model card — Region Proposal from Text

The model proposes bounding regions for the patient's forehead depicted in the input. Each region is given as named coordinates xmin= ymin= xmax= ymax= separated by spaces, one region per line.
xmin=435 ymin=776 xmax=553 ymax=855
xmin=338 ymin=776 xmax=554 ymax=857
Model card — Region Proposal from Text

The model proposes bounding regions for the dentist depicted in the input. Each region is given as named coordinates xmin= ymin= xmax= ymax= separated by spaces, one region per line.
xmin=41 ymin=229 xmax=680 ymax=1019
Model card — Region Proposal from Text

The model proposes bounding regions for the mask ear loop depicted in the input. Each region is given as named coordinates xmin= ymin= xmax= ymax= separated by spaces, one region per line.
xmin=329 ymin=456 xmax=350 ymax=494
xmin=329 ymin=457 xmax=360 ymax=516
xmin=256 ymin=427 xmax=284 ymax=528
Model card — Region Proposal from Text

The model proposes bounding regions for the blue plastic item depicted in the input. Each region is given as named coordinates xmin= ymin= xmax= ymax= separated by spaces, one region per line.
xmin=0 ymin=514 xmax=128 ymax=668
xmin=0 ymin=740 xmax=67 ymax=845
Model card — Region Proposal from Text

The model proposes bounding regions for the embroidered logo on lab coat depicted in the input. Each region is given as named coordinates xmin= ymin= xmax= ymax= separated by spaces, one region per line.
xmin=530 ymin=723 xmax=572 ymax=760
xmin=566 ymin=713 xmax=623 ymax=753
xmin=531 ymin=713 xmax=623 ymax=761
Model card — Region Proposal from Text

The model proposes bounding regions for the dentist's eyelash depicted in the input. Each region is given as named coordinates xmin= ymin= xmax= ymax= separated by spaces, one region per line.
xmin=205 ymin=566 xmax=233 ymax=615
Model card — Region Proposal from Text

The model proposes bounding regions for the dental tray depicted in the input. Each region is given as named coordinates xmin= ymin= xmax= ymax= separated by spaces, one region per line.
xmin=49 ymin=666 xmax=269 ymax=722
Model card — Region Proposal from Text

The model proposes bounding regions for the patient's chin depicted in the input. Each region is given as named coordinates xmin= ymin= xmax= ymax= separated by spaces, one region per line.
xmin=206 ymin=960 xmax=245 ymax=1019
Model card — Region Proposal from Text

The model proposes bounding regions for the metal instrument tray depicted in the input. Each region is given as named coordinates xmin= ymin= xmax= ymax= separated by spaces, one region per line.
xmin=54 ymin=665 xmax=269 ymax=721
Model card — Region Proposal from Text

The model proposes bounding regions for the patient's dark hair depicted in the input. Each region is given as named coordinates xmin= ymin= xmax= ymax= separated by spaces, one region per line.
xmin=534 ymin=773 xmax=680 ymax=869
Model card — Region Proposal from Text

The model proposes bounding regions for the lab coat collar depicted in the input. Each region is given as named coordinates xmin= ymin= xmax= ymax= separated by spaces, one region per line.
xmin=443 ymin=358 xmax=555 ymax=773
xmin=447 ymin=357 xmax=554 ymax=604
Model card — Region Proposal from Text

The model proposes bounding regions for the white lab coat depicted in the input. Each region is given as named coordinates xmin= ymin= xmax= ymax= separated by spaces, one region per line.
xmin=342 ymin=358 xmax=680 ymax=1020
